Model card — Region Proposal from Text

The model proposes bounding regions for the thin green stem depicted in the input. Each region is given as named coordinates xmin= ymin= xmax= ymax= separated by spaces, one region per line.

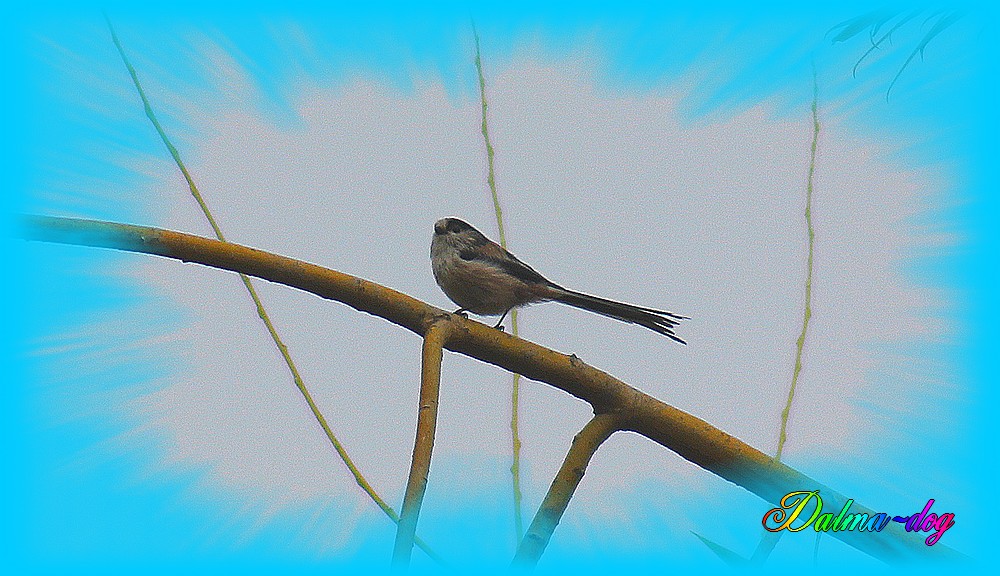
xmin=473 ymin=22 xmax=524 ymax=541
xmin=105 ymin=16 xmax=226 ymax=242
xmin=745 ymin=68 xmax=823 ymax=566
xmin=473 ymin=24 xmax=505 ymax=248
xmin=776 ymin=65 xmax=820 ymax=462
xmin=509 ymin=311 xmax=523 ymax=540
xmin=105 ymin=16 xmax=441 ymax=563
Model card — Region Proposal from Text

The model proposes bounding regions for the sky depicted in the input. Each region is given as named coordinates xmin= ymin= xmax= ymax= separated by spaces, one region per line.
xmin=4 ymin=2 xmax=998 ymax=573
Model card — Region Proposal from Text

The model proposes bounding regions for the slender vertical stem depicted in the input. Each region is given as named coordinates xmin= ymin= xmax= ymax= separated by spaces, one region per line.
xmin=392 ymin=320 xmax=450 ymax=568
xmin=473 ymin=21 xmax=525 ymax=541
xmin=473 ymin=24 xmax=506 ymax=248
xmin=776 ymin=64 xmax=820 ymax=461
xmin=509 ymin=332 xmax=524 ymax=539
xmin=746 ymin=65 xmax=823 ymax=567
xmin=512 ymin=413 xmax=620 ymax=568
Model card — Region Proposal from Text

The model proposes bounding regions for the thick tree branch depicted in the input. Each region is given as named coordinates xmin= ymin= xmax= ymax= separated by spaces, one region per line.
xmin=513 ymin=413 xmax=621 ymax=568
xmin=392 ymin=319 xmax=451 ymax=568
xmin=19 ymin=215 xmax=963 ymax=562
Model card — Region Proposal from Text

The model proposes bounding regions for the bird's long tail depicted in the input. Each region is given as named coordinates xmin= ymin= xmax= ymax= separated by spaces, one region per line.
xmin=551 ymin=287 xmax=687 ymax=344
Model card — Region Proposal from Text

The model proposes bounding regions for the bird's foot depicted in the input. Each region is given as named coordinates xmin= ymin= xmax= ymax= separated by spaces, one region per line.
xmin=493 ymin=309 xmax=511 ymax=331
xmin=452 ymin=308 xmax=469 ymax=318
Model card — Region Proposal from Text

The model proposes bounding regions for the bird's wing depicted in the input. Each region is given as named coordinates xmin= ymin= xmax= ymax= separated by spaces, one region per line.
xmin=458 ymin=241 xmax=551 ymax=286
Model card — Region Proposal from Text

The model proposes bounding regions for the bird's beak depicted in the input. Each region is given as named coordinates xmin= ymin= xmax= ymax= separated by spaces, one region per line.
xmin=434 ymin=220 xmax=447 ymax=235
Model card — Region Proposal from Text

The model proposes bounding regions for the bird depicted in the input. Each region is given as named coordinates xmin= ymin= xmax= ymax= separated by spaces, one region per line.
xmin=430 ymin=217 xmax=687 ymax=344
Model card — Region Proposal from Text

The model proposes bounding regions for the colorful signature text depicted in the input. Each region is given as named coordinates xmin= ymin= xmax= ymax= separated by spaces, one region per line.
xmin=762 ymin=490 xmax=955 ymax=546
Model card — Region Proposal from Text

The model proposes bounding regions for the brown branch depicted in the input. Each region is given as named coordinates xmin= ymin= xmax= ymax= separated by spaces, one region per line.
xmin=19 ymin=215 xmax=964 ymax=563
xmin=513 ymin=413 xmax=621 ymax=568
xmin=392 ymin=319 xmax=451 ymax=568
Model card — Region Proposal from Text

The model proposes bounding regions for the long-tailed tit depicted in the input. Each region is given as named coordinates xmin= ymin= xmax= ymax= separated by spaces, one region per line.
xmin=430 ymin=217 xmax=687 ymax=344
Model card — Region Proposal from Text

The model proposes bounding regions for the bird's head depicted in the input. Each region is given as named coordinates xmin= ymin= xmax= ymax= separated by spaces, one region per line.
xmin=434 ymin=217 xmax=474 ymax=236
